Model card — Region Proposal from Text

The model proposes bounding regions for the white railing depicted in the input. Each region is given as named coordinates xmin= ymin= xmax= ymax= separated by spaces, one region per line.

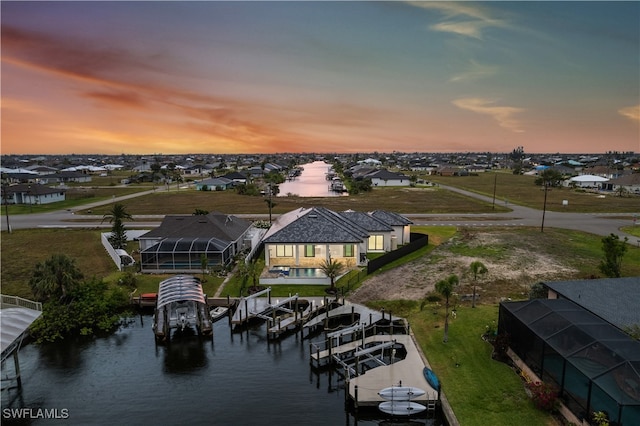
xmin=0 ymin=294 xmax=42 ymax=311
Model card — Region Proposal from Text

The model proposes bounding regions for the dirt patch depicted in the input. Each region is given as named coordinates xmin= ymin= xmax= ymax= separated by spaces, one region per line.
xmin=347 ymin=229 xmax=579 ymax=304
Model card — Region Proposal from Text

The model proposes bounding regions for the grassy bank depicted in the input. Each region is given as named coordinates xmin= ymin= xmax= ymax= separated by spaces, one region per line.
xmin=369 ymin=301 xmax=556 ymax=426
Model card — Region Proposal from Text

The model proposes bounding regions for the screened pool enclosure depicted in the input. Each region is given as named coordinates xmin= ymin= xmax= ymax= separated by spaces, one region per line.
xmin=499 ymin=298 xmax=640 ymax=425
xmin=140 ymin=237 xmax=234 ymax=273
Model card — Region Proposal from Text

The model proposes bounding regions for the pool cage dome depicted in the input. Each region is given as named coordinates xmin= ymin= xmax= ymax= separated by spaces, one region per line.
xmin=499 ymin=298 xmax=640 ymax=425
xmin=140 ymin=236 xmax=234 ymax=273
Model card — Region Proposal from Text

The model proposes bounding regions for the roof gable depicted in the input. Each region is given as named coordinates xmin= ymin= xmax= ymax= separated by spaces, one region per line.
xmin=140 ymin=212 xmax=251 ymax=241
xmin=262 ymin=207 xmax=369 ymax=244
xmin=543 ymin=277 xmax=640 ymax=331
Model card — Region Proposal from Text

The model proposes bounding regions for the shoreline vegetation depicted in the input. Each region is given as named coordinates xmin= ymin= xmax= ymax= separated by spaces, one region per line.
xmin=2 ymin=168 xmax=639 ymax=426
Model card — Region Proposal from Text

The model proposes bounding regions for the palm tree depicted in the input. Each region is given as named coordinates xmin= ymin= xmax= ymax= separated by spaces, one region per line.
xmin=469 ymin=261 xmax=488 ymax=308
xmin=102 ymin=203 xmax=133 ymax=249
xmin=435 ymin=274 xmax=459 ymax=343
xmin=29 ymin=254 xmax=83 ymax=301
xmin=319 ymin=257 xmax=345 ymax=295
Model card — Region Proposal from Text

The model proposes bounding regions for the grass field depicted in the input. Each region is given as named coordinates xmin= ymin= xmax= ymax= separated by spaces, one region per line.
xmin=426 ymin=171 xmax=640 ymax=213
xmin=72 ymin=185 xmax=509 ymax=216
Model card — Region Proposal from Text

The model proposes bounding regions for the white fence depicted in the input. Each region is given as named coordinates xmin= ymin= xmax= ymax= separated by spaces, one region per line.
xmin=101 ymin=230 xmax=149 ymax=271
xmin=1 ymin=294 xmax=42 ymax=311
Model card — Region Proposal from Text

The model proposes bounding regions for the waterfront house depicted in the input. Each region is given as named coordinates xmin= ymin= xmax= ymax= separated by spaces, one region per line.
xmin=138 ymin=212 xmax=253 ymax=273
xmin=261 ymin=207 xmax=413 ymax=273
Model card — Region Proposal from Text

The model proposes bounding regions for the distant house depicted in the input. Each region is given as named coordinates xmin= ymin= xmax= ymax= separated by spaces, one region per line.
xmin=221 ymin=171 xmax=249 ymax=184
xmin=194 ymin=177 xmax=234 ymax=191
xmin=138 ymin=212 xmax=253 ymax=273
xmin=260 ymin=207 xmax=413 ymax=272
xmin=603 ymin=173 xmax=640 ymax=194
xmin=42 ymin=171 xmax=92 ymax=184
xmin=1 ymin=183 xmax=66 ymax=205
xmin=361 ymin=169 xmax=410 ymax=187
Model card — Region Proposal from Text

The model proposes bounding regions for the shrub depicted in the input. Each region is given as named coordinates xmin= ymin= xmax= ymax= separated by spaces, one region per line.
xmin=526 ymin=381 xmax=560 ymax=413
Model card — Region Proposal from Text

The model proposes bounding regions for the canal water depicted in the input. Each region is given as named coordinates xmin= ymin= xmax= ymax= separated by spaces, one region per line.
xmin=1 ymin=317 xmax=439 ymax=426
xmin=277 ymin=161 xmax=347 ymax=197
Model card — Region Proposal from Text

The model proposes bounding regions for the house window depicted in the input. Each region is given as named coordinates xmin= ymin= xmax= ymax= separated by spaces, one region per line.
xmin=275 ymin=245 xmax=293 ymax=257
xmin=344 ymin=244 xmax=354 ymax=257
xmin=304 ymin=245 xmax=315 ymax=257
xmin=368 ymin=235 xmax=384 ymax=251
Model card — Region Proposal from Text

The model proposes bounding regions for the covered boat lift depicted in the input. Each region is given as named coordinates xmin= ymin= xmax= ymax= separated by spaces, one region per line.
xmin=152 ymin=276 xmax=212 ymax=342
xmin=1 ymin=295 xmax=42 ymax=389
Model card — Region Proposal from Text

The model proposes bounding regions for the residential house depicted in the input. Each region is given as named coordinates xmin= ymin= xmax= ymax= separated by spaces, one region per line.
xmin=1 ymin=183 xmax=66 ymax=205
xmin=138 ymin=212 xmax=253 ymax=273
xmin=362 ymin=169 xmax=410 ymax=187
xmin=261 ymin=207 xmax=413 ymax=272
xmin=499 ymin=277 xmax=640 ymax=425
xmin=194 ymin=177 xmax=234 ymax=191
xmin=221 ymin=171 xmax=249 ymax=184
xmin=602 ymin=173 xmax=640 ymax=194
xmin=42 ymin=171 xmax=92 ymax=184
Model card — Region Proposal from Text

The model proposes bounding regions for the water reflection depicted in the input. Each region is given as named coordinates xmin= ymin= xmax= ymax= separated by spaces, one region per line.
xmin=278 ymin=161 xmax=348 ymax=197
xmin=160 ymin=330 xmax=208 ymax=374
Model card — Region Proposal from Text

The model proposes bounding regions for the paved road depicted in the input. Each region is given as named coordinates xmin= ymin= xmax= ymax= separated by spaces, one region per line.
xmin=2 ymin=185 xmax=639 ymax=244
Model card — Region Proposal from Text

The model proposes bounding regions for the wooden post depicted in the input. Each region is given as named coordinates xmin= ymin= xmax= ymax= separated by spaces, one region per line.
xmin=354 ymin=385 xmax=359 ymax=411
xmin=13 ymin=351 xmax=22 ymax=388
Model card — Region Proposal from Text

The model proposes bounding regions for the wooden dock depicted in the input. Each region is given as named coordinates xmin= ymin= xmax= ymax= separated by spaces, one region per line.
xmin=345 ymin=335 xmax=438 ymax=408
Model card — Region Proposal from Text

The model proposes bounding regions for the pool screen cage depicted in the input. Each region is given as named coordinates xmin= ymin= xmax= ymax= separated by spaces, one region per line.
xmin=140 ymin=237 xmax=234 ymax=272
xmin=498 ymin=298 xmax=640 ymax=425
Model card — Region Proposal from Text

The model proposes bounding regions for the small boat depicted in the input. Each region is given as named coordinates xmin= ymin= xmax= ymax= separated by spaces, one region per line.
xmin=378 ymin=401 xmax=426 ymax=416
xmin=210 ymin=306 xmax=229 ymax=322
xmin=378 ymin=386 xmax=426 ymax=401
xmin=423 ymin=367 xmax=440 ymax=391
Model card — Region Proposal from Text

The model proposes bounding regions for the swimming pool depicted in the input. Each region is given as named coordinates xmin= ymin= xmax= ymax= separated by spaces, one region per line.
xmin=289 ymin=268 xmax=326 ymax=278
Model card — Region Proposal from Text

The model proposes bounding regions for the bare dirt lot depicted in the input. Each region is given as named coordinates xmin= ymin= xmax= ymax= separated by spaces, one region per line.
xmin=348 ymin=229 xmax=580 ymax=304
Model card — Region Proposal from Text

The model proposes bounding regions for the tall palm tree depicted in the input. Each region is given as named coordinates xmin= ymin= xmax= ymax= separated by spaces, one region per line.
xmin=102 ymin=203 xmax=133 ymax=249
xmin=469 ymin=261 xmax=488 ymax=308
xmin=435 ymin=274 xmax=459 ymax=343
xmin=319 ymin=257 xmax=345 ymax=295
xmin=29 ymin=254 xmax=83 ymax=301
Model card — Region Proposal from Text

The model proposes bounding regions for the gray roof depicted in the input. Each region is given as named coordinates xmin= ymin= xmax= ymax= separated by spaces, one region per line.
xmin=139 ymin=211 xmax=252 ymax=242
xmin=339 ymin=211 xmax=393 ymax=232
xmin=262 ymin=207 xmax=370 ymax=244
xmin=370 ymin=210 xmax=413 ymax=226
xmin=543 ymin=276 xmax=640 ymax=330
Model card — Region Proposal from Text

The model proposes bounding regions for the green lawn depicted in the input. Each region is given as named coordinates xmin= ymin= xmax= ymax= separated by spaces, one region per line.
xmin=369 ymin=301 xmax=557 ymax=426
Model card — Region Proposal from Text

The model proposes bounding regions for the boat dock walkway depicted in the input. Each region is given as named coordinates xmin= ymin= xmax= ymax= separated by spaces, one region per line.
xmin=303 ymin=302 xmax=401 ymax=336
xmin=345 ymin=334 xmax=438 ymax=408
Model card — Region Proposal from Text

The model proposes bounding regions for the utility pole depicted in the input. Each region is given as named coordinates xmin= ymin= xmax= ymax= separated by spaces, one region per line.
xmin=492 ymin=173 xmax=497 ymax=210
xmin=2 ymin=182 xmax=11 ymax=233
xmin=541 ymin=181 xmax=550 ymax=233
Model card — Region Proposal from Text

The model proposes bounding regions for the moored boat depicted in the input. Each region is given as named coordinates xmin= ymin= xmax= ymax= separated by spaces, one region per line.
xmin=210 ymin=306 xmax=229 ymax=322
xmin=378 ymin=400 xmax=427 ymax=416
xmin=378 ymin=386 xmax=426 ymax=401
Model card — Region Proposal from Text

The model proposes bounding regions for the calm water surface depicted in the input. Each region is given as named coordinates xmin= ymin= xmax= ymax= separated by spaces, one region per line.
xmin=278 ymin=161 xmax=347 ymax=198
xmin=1 ymin=317 xmax=436 ymax=426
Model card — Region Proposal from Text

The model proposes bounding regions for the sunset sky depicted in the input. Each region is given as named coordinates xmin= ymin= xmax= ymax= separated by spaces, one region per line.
xmin=1 ymin=1 xmax=638 ymax=155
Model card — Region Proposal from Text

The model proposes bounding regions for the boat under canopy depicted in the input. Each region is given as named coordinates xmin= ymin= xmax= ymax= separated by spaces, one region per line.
xmin=152 ymin=275 xmax=212 ymax=342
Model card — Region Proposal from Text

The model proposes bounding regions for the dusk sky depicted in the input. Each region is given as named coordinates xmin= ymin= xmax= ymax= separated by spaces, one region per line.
xmin=1 ymin=1 xmax=638 ymax=155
